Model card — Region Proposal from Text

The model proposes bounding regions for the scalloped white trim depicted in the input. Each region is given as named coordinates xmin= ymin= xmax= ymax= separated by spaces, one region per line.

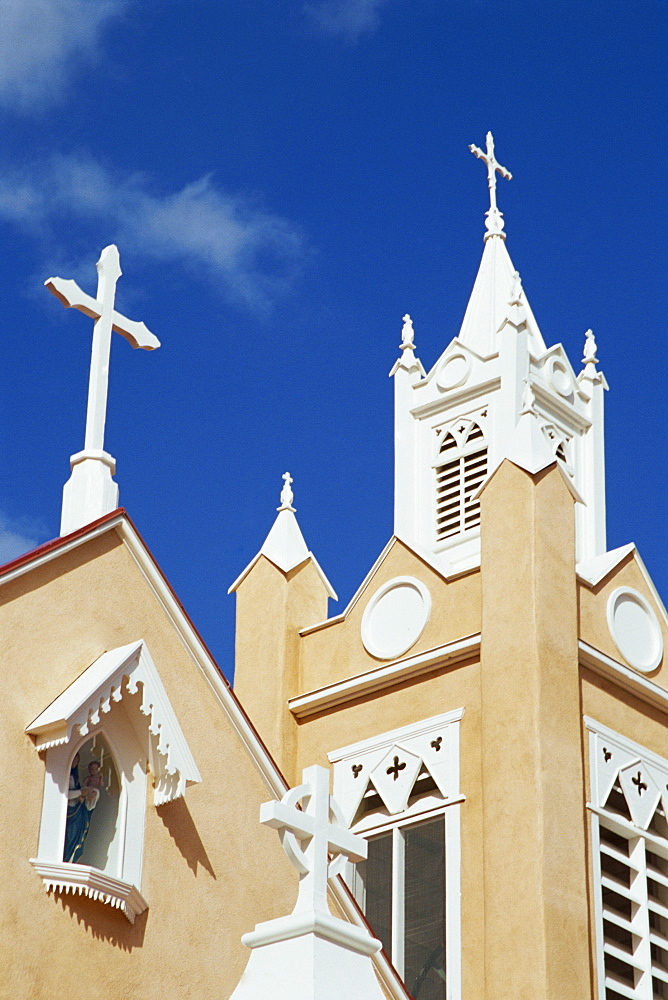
xmin=30 ymin=859 xmax=148 ymax=923
xmin=26 ymin=640 xmax=201 ymax=805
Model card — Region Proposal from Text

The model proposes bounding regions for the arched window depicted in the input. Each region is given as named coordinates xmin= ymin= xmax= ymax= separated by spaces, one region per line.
xmin=434 ymin=420 xmax=487 ymax=542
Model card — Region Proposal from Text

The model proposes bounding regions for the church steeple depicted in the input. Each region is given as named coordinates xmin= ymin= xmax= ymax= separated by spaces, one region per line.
xmin=391 ymin=134 xmax=608 ymax=576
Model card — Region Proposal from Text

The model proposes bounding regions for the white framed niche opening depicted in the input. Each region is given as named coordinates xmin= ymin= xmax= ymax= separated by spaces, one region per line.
xmin=26 ymin=639 xmax=201 ymax=922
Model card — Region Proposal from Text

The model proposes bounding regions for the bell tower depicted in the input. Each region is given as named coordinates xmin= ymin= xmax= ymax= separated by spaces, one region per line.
xmin=391 ymin=132 xmax=608 ymax=576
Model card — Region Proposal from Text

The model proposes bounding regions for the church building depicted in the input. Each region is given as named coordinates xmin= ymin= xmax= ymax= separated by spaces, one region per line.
xmin=1 ymin=135 xmax=666 ymax=1000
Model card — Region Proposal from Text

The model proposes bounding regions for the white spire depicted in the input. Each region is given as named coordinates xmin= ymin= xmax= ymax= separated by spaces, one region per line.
xmin=456 ymin=234 xmax=546 ymax=358
xmin=228 ymin=475 xmax=337 ymax=599
xmin=45 ymin=245 xmax=160 ymax=535
xmin=469 ymin=131 xmax=513 ymax=240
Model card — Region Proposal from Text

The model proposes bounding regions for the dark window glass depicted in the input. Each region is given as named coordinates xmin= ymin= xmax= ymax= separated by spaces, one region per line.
xmin=358 ymin=832 xmax=393 ymax=958
xmin=404 ymin=820 xmax=446 ymax=1000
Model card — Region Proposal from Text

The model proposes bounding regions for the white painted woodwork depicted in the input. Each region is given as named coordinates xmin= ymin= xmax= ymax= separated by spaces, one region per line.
xmin=587 ymin=720 xmax=668 ymax=998
xmin=229 ymin=473 xmax=337 ymax=598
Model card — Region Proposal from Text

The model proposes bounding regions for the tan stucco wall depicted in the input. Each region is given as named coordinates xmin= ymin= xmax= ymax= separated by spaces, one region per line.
xmin=299 ymin=539 xmax=481 ymax=694
xmin=233 ymin=555 xmax=330 ymax=781
xmin=476 ymin=460 xmax=593 ymax=999
xmin=579 ymin=553 xmax=668 ymax=684
xmin=0 ymin=529 xmax=296 ymax=1000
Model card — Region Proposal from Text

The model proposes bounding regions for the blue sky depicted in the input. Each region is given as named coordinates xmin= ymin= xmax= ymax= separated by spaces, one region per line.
xmin=0 ymin=0 xmax=665 ymax=679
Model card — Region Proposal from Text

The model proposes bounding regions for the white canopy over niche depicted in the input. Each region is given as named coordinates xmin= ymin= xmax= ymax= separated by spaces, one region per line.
xmin=26 ymin=640 xmax=201 ymax=921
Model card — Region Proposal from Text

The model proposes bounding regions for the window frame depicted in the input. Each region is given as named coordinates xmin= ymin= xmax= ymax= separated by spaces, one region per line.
xmin=586 ymin=717 xmax=668 ymax=999
xmin=329 ymin=710 xmax=463 ymax=1000
xmin=433 ymin=417 xmax=488 ymax=546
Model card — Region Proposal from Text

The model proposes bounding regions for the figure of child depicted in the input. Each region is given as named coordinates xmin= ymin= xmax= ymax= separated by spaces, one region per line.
xmin=81 ymin=760 xmax=104 ymax=805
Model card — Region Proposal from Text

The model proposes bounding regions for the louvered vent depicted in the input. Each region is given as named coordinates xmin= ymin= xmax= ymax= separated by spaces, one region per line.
xmin=435 ymin=423 xmax=487 ymax=542
xmin=596 ymin=787 xmax=668 ymax=999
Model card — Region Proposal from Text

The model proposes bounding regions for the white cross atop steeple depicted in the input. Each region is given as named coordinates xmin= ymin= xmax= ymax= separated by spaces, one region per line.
xmin=46 ymin=245 xmax=160 ymax=535
xmin=469 ymin=131 xmax=513 ymax=238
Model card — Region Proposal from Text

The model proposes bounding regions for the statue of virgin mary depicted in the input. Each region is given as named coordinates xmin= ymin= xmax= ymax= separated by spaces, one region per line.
xmin=63 ymin=752 xmax=99 ymax=864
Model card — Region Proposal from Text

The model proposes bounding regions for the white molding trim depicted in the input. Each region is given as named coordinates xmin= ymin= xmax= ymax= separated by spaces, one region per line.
xmin=410 ymin=376 xmax=501 ymax=419
xmin=329 ymin=708 xmax=466 ymax=762
xmin=289 ymin=639 xmax=479 ymax=718
xmin=579 ymin=641 xmax=668 ymax=715
xmin=26 ymin=639 xmax=201 ymax=805
xmin=29 ymin=859 xmax=148 ymax=923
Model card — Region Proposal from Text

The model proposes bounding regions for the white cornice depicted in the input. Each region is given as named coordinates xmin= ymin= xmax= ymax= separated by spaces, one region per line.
xmin=577 ymin=544 xmax=635 ymax=587
xmin=410 ymin=376 xmax=501 ymax=420
xmin=579 ymin=640 xmax=668 ymax=714
xmin=531 ymin=382 xmax=592 ymax=433
xmin=289 ymin=636 xmax=480 ymax=718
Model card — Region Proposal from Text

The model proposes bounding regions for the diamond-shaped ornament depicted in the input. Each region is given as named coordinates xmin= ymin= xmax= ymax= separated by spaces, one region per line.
xmin=370 ymin=745 xmax=422 ymax=815
xmin=618 ymin=761 xmax=662 ymax=830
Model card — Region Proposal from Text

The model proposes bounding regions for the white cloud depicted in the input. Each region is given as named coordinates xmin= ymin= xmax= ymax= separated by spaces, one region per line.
xmin=0 ymin=513 xmax=45 ymax=563
xmin=0 ymin=0 xmax=126 ymax=111
xmin=305 ymin=0 xmax=390 ymax=41
xmin=0 ymin=154 xmax=307 ymax=310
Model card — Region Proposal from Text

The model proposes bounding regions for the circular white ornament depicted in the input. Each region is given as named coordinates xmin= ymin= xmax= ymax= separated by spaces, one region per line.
xmin=361 ymin=576 xmax=432 ymax=660
xmin=607 ymin=587 xmax=664 ymax=673
xmin=547 ymin=357 xmax=573 ymax=398
xmin=437 ymin=354 xmax=471 ymax=391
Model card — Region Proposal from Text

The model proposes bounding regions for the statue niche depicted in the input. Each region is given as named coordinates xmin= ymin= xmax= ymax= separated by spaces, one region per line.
xmin=64 ymin=735 xmax=120 ymax=872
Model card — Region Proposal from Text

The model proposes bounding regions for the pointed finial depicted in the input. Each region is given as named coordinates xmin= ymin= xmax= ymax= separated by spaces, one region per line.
xmin=582 ymin=328 xmax=598 ymax=367
xmin=400 ymin=313 xmax=415 ymax=351
xmin=278 ymin=471 xmax=296 ymax=512
xmin=469 ymin=131 xmax=512 ymax=240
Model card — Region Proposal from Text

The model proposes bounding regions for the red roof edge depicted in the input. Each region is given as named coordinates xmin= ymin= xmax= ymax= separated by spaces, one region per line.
xmin=0 ymin=507 xmax=127 ymax=578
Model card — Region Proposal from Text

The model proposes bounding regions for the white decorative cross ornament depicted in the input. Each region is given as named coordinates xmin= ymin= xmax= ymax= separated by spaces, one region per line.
xmin=45 ymin=245 xmax=160 ymax=536
xmin=260 ymin=765 xmax=366 ymax=916
xmin=469 ymin=131 xmax=512 ymax=239
xmin=232 ymin=765 xmax=384 ymax=1000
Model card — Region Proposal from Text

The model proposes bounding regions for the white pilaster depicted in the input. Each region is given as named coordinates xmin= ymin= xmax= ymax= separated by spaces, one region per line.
xmin=389 ymin=315 xmax=425 ymax=541
xmin=576 ymin=331 xmax=608 ymax=561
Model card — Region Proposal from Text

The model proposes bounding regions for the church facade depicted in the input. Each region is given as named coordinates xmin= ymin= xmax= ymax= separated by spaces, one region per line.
xmin=2 ymin=136 xmax=667 ymax=1000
